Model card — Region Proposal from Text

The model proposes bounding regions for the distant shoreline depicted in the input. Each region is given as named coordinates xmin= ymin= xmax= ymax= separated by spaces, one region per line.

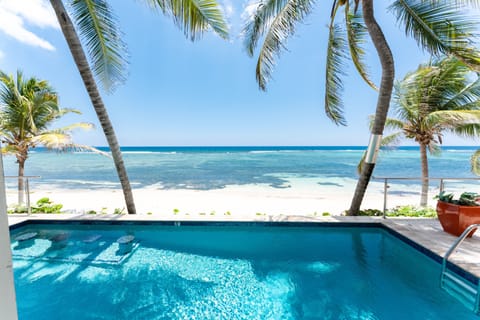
xmin=27 ymin=145 xmax=480 ymax=153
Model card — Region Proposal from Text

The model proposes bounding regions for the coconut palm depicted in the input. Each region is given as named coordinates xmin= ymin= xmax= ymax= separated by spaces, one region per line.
xmin=367 ymin=57 xmax=480 ymax=206
xmin=0 ymin=70 xmax=102 ymax=205
xmin=49 ymin=0 xmax=229 ymax=214
xmin=243 ymin=0 xmax=480 ymax=214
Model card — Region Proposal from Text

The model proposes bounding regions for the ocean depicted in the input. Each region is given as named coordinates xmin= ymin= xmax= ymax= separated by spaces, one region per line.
xmin=2 ymin=146 xmax=480 ymax=192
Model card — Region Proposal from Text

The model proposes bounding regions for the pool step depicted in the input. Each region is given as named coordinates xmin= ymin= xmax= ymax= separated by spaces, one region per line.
xmin=440 ymin=224 xmax=480 ymax=315
xmin=441 ymin=270 xmax=479 ymax=311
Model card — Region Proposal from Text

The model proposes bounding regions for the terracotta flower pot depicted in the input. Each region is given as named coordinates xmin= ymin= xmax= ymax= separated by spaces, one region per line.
xmin=436 ymin=201 xmax=480 ymax=237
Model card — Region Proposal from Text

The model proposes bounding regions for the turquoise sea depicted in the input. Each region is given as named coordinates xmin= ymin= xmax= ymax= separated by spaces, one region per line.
xmin=2 ymin=146 xmax=480 ymax=191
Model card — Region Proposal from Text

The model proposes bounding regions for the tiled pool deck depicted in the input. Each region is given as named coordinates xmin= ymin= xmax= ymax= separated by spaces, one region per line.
xmin=7 ymin=213 xmax=480 ymax=279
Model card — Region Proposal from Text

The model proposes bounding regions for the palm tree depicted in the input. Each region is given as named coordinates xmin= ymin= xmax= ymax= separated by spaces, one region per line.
xmin=243 ymin=0 xmax=480 ymax=215
xmin=0 ymin=70 xmax=103 ymax=205
xmin=49 ymin=0 xmax=229 ymax=214
xmin=366 ymin=57 xmax=480 ymax=206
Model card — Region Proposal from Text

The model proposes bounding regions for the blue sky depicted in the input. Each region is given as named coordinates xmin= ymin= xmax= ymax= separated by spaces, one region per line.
xmin=0 ymin=0 xmax=476 ymax=146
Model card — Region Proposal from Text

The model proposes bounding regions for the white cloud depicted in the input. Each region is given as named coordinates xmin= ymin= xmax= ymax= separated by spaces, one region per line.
xmin=0 ymin=0 xmax=58 ymax=51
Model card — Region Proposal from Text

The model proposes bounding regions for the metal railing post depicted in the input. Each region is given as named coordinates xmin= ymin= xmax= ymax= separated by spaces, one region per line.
xmin=25 ymin=178 xmax=31 ymax=215
xmin=373 ymin=176 xmax=480 ymax=213
xmin=383 ymin=178 xmax=388 ymax=219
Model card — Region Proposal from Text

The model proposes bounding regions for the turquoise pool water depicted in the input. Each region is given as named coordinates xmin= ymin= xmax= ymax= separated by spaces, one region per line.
xmin=10 ymin=223 xmax=477 ymax=319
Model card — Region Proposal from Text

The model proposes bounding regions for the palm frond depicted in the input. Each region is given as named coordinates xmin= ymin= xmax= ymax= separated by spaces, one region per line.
xmin=471 ymin=149 xmax=480 ymax=175
xmin=147 ymin=0 xmax=229 ymax=40
xmin=426 ymin=110 xmax=480 ymax=128
xmin=451 ymin=123 xmax=480 ymax=138
xmin=31 ymin=133 xmax=109 ymax=156
xmin=442 ymin=76 xmax=480 ymax=110
xmin=383 ymin=117 xmax=405 ymax=131
xmin=381 ymin=132 xmax=404 ymax=148
xmin=427 ymin=141 xmax=442 ymax=155
xmin=243 ymin=0 xmax=314 ymax=90
xmin=70 ymin=0 xmax=128 ymax=92
xmin=53 ymin=122 xmax=95 ymax=132
xmin=345 ymin=10 xmax=377 ymax=90
xmin=389 ymin=0 xmax=480 ymax=70
xmin=325 ymin=23 xmax=348 ymax=125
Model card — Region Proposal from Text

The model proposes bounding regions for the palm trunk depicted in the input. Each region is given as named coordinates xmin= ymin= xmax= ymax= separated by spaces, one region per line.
xmin=348 ymin=0 xmax=395 ymax=215
xmin=17 ymin=159 xmax=25 ymax=205
xmin=50 ymin=0 xmax=136 ymax=214
xmin=419 ymin=143 xmax=429 ymax=207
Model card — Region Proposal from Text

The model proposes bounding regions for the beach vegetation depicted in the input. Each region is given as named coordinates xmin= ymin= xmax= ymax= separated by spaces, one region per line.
xmin=8 ymin=197 xmax=63 ymax=214
xmin=0 ymin=70 xmax=104 ymax=205
xmin=322 ymin=212 xmax=331 ymax=216
xmin=357 ymin=208 xmax=383 ymax=216
xmin=87 ymin=210 xmax=97 ymax=215
xmin=173 ymin=208 xmax=180 ymax=215
xmin=362 ymin=57 xmax=480 ymax=206
xmin=113 ymin=208 xmax=125 ymax=214
xmin=48 ymin=0 xmax=229 ymax=214
xmin=387 ymin=205 xmax=436 ymax=217
xmin=357 ymin=205 xmax=436 ymax=217
xmin=243 ymin=0 xmax=480 ymax=216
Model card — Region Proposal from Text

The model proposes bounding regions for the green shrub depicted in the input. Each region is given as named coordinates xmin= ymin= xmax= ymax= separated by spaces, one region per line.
xmin=31 ymin=197 xmax=63 ymax=213
xmin=387 ymin=205 xmax=436 ymax=217
xmin=357 ymin=209 xmax=383 ymax=216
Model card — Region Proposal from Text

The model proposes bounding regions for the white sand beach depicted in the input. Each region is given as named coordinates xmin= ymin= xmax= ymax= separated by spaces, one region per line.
xmin=6 ymin=178 xmax=439 ymax=217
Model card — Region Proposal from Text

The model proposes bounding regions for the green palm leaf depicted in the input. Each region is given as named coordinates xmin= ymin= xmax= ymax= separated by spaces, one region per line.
xmin=389 ymin=0 xmax=480 ymax=69
xmin=243 ymin=0 xmax=314 ymax=90
xmin=325 ymin=23 xmax=348 ymax=125
xmin=146 ymin=0 xmax=229 ymax=40
xmin=32 ymin=133 xmax=108 ymax=155
xmin=70 ymin=0 xmax=128 ymax=92
xmin=345 ymin=10 xmax=377 ymax=90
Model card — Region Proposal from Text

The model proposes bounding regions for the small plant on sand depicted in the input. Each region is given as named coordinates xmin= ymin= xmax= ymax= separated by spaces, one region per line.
xmin=8 ymin=205 xmax=27 ymax=214
xmin=210 ymin=211 xmax=216 ymax=215
xmin=173 ymin=208 xmax=180 ymax=215
xmin=147 ymin=212 xmax=153 ymax=215
xmin=100 ymin=207 xmax=108 ymax=214
xmin=31 ymin=197 xmax=63 ymax=213
xmin=87 ymin=210 xmax=97 ymax=215
xmin=224 ymin=211 xmax=231 ymax=216
xmin=322 ymin=212 xmax=331 ymax=216
xmin=113 ymin=208 xmax=125 ymax=215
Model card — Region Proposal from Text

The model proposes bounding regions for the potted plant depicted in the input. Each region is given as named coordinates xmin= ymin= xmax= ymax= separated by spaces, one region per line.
xmin=436 ymin=191 xmax=480 ymax=237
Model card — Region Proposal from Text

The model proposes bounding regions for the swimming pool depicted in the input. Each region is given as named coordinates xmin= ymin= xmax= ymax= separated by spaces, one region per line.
xmin=9 ymin=221 xmax=478 ymax=319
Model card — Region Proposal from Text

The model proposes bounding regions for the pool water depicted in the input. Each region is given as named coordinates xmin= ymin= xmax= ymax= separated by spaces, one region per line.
xmin=10 ymin=223 xmax=478 ymax=319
